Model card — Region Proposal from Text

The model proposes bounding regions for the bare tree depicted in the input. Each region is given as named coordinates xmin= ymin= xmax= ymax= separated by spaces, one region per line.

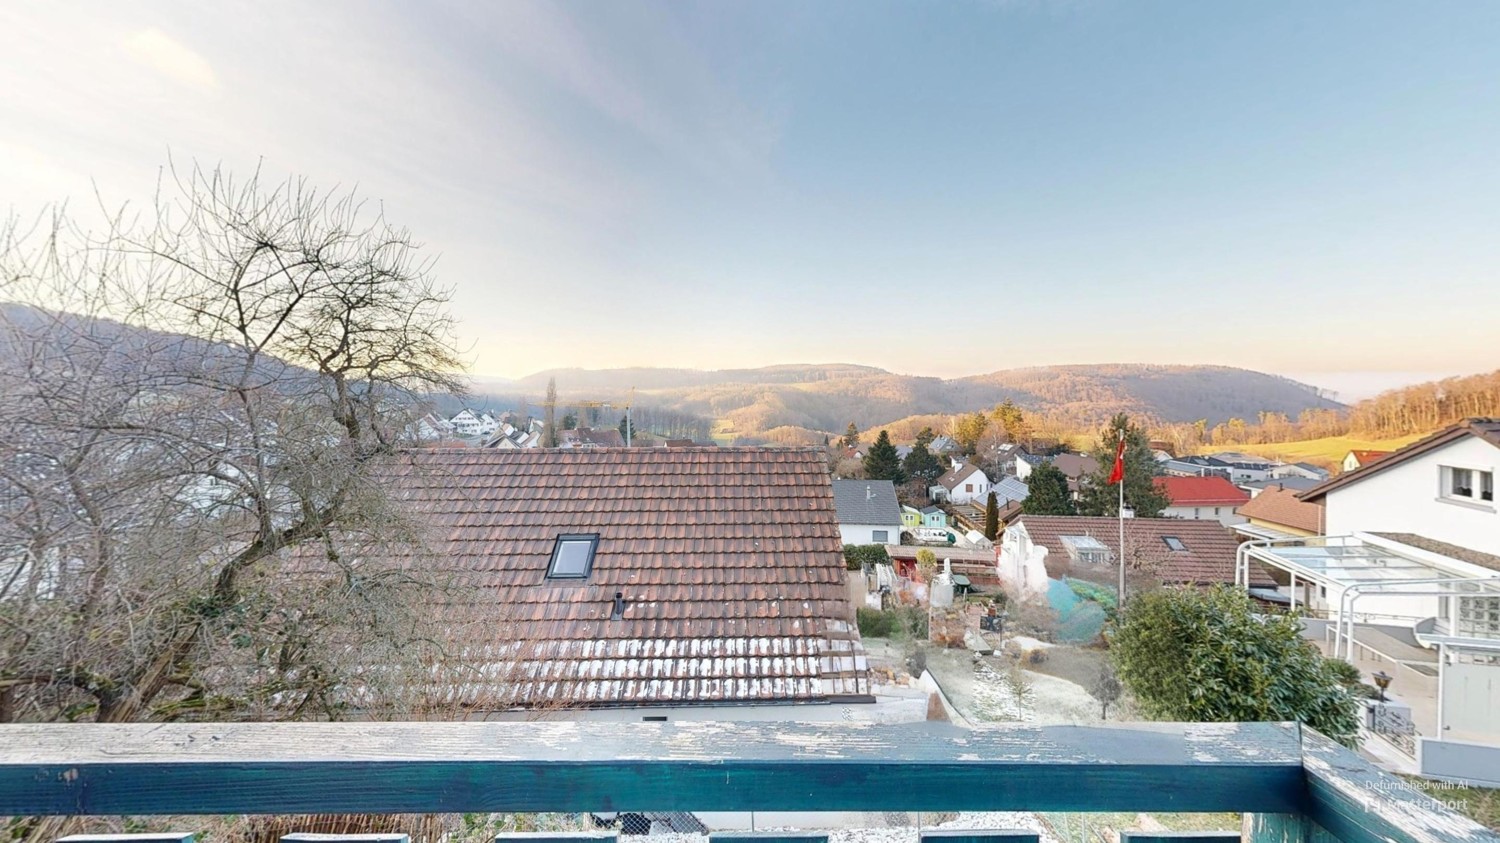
xmin=0 ymin=163 xmax=471 ymax=728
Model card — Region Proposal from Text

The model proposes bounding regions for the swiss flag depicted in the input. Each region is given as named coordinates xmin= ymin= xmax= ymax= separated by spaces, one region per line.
xmin=1108 ymin=434 xmax=1126 ymax=485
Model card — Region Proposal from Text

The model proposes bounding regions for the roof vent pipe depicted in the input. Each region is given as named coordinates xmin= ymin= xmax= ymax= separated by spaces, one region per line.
xmin=611 ymin=591 xmax=626 ymax=621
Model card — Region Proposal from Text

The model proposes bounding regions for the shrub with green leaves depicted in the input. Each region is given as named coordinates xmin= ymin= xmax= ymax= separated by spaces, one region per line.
xmin=1111 ymin=585 xmax=1359 ymax=746
xmin=843 ymin=543 xmax=892 ymax=571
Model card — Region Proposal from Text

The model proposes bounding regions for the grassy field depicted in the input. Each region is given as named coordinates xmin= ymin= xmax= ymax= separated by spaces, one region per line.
xmin=1195 ymin=433 xmax=1427 ymax=468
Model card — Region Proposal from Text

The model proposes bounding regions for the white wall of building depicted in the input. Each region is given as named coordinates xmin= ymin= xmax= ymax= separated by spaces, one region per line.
xmin=839 ymin=524 xmax=900 ymax=545
xmin=1324 ymin=437 xmax=1499 ymax=556
xmin=945 ymin=468 xmax=991 ymax=506
xmin=996 ymin=524 xmax=1050 ymax=601
xmin=1163 ymin=504 xmax=1246 ymax=527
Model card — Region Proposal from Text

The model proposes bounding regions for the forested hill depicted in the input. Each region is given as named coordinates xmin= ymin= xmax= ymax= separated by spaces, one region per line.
xmin=504 ymin=363 xmax=1344 ymax=441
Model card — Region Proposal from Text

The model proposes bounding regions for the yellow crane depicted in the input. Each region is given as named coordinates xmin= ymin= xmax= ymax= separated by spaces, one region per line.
xmin=567 ymin=389 xmax=635 ymax=445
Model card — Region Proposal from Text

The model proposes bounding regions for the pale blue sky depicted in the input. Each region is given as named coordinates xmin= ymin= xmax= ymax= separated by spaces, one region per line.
xmin=3 ymin=1 xmax=1498 ymax=397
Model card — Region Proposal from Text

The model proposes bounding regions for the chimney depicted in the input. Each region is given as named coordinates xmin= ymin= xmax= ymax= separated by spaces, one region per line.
xmin=611 ymin=591 xmax=626 ymax=621
xmin=866 ymin=485 xmax=874 ymax=501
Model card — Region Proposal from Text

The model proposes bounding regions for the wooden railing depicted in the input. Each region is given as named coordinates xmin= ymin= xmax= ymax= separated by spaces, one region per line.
xmin=1 ymin=721 xmax=1495 ymax=843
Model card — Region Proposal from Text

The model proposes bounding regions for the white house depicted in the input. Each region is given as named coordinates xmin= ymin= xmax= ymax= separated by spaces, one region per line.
xmin=1154 ymin=475 xmax=1249 ymax=527
xmin=1240 ymin=419 xmax=1500 ymax=784
xmin=1309 ymin=421 xmax=1498 ymax=556
xmin=1270 ymin=462 xmax=1330 ymax=482
xmin=449 ymin=409 xmax=486 ymax=437
xmin=930 ymin=463 xmax=990 ymax=505
xmin=831 ymin=480 xmax=903 ymax=546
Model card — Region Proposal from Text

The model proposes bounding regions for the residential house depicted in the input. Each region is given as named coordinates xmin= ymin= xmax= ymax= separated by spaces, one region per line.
xmin=1342 ymin=449 xmax=1393 ymax=473
xmin=371 ymin=447 xmax=878 ymax=721
xmin=1271 ymin=462 xmax=1331 ymax=482
xmin=1013 ymin=453 xmax=1097 ymax=498
xmin=1154 ymin=476 xmax=1249 ymax=526
xmin=1240 ymin=419 xmax=1500 ymax=781
xmin=930 ymin=463 xmax=991 ymax=505
xmin=1160 ymin=456 xmax=1232 ymax=480
xmin=486 ymin=419 xmax=544 ymax=449
xmin=992 ymin=443 xmax=1029 ymax=477
xmin=997 ymin=515 xmax=1276 ymax=601
xmin=1206 ymin=452 xmax=1280 ymax=483
xmin=558 ymin=427 xmax=627 ymax=449
xmin=412 ymin=412 xmax=455 ymax=441
xmin=449 ymin=409 xmax=487 ymax=437
xmin=1232 ymin=484 xmax=1324 ymax=541
xmin=831 ymin=480 xmax=903 ymax=546
xmin=929 ymin=435 xmax=960 ymax=455
xmin=1240 ymin=476 xmax=1323 ymax=497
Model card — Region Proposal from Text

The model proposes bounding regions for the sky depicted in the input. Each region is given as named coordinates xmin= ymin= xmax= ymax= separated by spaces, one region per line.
xmin=3 ymin=1 xmax=1499 ymax=401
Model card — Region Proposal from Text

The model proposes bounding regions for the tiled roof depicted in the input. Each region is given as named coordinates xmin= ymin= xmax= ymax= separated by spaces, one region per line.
xmin=1014 ymin=515 xmax=1275 ymax=587
xmin=831 ymin=480 xmax=902 ymax=526
xmin=371 ymin=447 xmax=868 ymax=709
xmin=559 ymin=427 xmax=627 ymax=448
xmin=1154 ymin=476 xmax=1250 ymax=507
xmin=936 ymin=463 xmax=987 ymax=491
xmin=1236 ymin=486 xmax=1323 ymax=533
xmin=1304 ymin=419 xmax=1500 ymax=503
xmin=1370 ymin=533 xmax=1500 ymax=574
xmin=1050 ymin=453 xmax=1099 ymax=479
xmin=1347 ymin=450 xmax=1393 ymax=466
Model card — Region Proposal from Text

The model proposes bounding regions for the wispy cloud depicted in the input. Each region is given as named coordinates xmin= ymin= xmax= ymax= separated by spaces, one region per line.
xmin=121 ymin=28 xmax=218 ymax=92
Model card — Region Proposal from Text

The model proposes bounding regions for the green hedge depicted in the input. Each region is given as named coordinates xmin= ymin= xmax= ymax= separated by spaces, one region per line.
xmin=843 ymin=543 xmax=892 ymax=571
xmin=856 ymin=606 xmax=929 ymax=639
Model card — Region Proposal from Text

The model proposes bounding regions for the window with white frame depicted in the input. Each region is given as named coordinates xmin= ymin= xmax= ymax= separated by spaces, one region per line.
xmin=1442 ymin=466 xmax=1495 ymax=503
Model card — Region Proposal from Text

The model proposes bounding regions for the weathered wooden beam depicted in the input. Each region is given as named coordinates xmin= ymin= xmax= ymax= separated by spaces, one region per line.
xmin=709 ymin=835 xmax=828 ymax=843
xmin=0 ymin=721 xmax=1304 ymax=816
xmin=492 ymin=836 xmax=616 ymax=843
xmin=1300 ymin=728 xmax=1498 ymax=843
xmin=1120 ymin=833 xmax=1240 ymax=843
xmin=919 ymin=831 xmax=1041 ymax=843
xmin=282 ymin=836 xmax=409 ymax=843
xmin=282 ymin=835 xmax=409 ymax=843
xmin=56 ymin=836 xmax=195 ymax=843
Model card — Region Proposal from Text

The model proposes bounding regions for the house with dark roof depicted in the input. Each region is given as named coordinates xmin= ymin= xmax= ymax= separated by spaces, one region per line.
xmin=1013 ymin=452 xmax=1098 ymax=498
xmin=1160 ymin=456 xmax=1232 ymax=480
xmin=831 ymin=480 xmax=902 ymax=546
xmin=1241 ymin=476 xmax=1323 ymax=496
xmin=1154 ymin=475 xmax=1249 ymax=527
xmin=996 ymin=514 xmax=1274 ymax=600
xmin=1238 ymin=420 xmax=1500 ymax=771
xmin=1270 ymin=461 xmax=1331 ymax=482
xmin=374 ymin=447 xmax=875 ymax=720
xmin=558 ymin=427 xmax=627 ymax=449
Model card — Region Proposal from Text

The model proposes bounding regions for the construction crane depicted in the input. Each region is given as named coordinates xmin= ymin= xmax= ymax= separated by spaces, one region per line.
xmin=567 ymin=388 xmax=635 ymax=446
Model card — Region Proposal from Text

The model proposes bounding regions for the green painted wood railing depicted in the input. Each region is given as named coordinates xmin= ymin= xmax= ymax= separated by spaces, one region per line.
xmin=0 ymin=721 xmax=1494 ymax=843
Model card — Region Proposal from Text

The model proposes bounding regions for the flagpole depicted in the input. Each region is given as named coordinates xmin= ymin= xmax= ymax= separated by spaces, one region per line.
xmin=1117 ymin=429 xmax=1126 ymax=610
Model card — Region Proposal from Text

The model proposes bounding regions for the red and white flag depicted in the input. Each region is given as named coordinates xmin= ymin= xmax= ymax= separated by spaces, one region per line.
xmin=1108 ymin=433 xmax=1126 ymax=485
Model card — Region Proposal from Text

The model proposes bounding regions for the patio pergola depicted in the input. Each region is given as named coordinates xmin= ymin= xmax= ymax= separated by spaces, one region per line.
xmin=1237 ymin=535 xmax=1500 ymax=658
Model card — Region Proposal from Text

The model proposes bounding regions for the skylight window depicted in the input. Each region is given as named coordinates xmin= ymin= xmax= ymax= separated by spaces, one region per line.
xmin=1162 ymin=536 xmax=1187 ymax=552
xmin=547 ymin=534 xmax=599 ymax=579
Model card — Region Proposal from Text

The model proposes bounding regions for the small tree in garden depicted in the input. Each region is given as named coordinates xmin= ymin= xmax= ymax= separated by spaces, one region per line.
xmin=1089 ymin=665 xmax=1123 ymax=719
xmin=1022 ymin=462 xmax=1075 ymax=515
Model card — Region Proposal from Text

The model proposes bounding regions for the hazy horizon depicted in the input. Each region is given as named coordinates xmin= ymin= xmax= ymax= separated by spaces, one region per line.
xmin=5 ymin=2 xmax=1500 ymax=383
xmin=468 ymin=361 xmax=1491 ymax=405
